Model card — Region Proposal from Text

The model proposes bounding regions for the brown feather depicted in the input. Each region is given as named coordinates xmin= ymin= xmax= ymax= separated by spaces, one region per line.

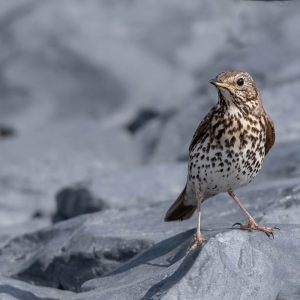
xmin=164 ymin=185 xmax=196 ymax=221
xmin=189 ymin=107 xmax=215 ymax=152
xmin=264 ymin=114 xmax=275 ymax=155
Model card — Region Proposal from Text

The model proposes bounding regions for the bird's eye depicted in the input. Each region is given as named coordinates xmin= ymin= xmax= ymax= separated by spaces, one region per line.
xmin=237 ymin=78 xmax=244 ymax=86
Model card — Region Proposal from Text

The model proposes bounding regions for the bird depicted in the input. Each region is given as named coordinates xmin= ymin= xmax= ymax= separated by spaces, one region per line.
xmin=164 ymin=70 xmax=278 ymax=251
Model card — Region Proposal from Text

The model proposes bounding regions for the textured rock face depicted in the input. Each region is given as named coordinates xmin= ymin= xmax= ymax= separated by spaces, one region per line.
xmin=160 ymin=226 xmax=300 ymax=300
xmin=78 ymin=226 xmax=300 ymax=300
xmin=0 ymin=0 xmax=299 ymax=299
xmin=0 ymin=181 xmax=299 ymax=298
xmin=0 ymin=276 xmax=75 ymax=300
xmin=75 ymin=182 xmax=300 ymax=300
xmin=0 ymin=210 xmax=155 ymax=292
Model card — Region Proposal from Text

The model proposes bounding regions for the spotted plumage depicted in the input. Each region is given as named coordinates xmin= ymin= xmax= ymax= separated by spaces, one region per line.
xmin=164 ymin=70 xmax=278 ymax=250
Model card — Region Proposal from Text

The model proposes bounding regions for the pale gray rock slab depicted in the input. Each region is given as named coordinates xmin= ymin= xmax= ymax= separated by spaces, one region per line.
xmin=73 ymin=225 xmax=300 ymax=300
xmin=159 ymin=225 xmax=300 ymax=300
xmin=0 ymin=275 xmax=74 ymax=300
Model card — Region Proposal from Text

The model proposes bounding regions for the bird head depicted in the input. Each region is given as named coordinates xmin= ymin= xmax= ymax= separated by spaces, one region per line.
xmin=210 ymin=70 xmax=262 ymax=115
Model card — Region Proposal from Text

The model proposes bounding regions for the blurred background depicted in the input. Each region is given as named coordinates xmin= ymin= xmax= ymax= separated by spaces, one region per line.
xmin=0 ymin=0 xmax=299 ymax=231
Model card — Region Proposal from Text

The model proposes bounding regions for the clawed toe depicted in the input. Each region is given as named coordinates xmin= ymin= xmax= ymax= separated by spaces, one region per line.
xmin=232 ymin=222 xmax=242 ymax=228
xmin=256 ymin=225 xmax=279 ymax=239
xmin=188 ymin=234 xmax=206 ymax=251
xmin=264 ymin=230 xmax=274 ymax=239
xmin=232 ymin=219 xmax=279 ymax=239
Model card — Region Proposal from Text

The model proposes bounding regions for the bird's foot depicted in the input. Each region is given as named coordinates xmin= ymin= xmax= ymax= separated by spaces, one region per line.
xmin=188 ymin=232 xmax=206 ymax=251
xmin=232 ymin=217 xmax=280 ymax=239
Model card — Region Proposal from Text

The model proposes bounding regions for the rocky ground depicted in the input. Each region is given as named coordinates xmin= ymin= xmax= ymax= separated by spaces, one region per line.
xmin=0 ymin=0 xmax=299 ymax=299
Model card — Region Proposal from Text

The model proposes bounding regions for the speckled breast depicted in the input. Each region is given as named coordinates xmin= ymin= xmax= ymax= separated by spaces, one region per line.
xmin=188 ymin=111 xmax=266 ymax=198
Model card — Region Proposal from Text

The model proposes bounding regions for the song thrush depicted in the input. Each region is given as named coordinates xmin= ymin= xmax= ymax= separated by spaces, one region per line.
xmin=164 ymin=70 xmax=277 ymax=251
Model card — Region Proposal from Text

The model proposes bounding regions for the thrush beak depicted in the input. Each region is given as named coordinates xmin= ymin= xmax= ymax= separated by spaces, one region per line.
xmin=209 ymin=78 xmax=236 ymax=90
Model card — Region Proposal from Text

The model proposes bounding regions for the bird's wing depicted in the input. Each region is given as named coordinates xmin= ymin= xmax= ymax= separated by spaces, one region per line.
xmin=264 ymin=114 xmax=275 ymax=155
xmin=189 ymin=107 xmax=215 ymax=152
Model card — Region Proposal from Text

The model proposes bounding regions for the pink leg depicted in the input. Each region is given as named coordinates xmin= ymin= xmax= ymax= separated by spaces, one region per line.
xmin=188 ymin=190 xmax=206 ymax=251
xmin=228 ymin=190 xmax=279 ymax=238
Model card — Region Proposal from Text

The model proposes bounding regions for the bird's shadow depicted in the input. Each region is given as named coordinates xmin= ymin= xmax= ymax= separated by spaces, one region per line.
xmin=141 ymin=238 xmax=204 ymax=300
xmin=91 ymin=225 xmax=241 ymax=298
xmin=141 ymin=226 xmax=230 ymax=299
xmin=100 ymin=229 xmax=195 ymax=279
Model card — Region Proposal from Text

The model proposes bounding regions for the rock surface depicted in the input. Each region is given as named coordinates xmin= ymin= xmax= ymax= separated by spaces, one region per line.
xmin=0 ymin=276 xmax=74 ymax=300
xmin=76 ymin=225 xmax=300 ymax=300
xmin=0 ymin=180 xmax=299 ymax=298
xmin=0 ymin=0 xmax=299 ymax=299
xmin=53 ymin=185 xmax=109 ymax=222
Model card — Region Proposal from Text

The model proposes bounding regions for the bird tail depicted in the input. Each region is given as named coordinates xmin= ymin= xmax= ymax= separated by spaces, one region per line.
xmin=164 ymin=185 xmax=196 ymax=222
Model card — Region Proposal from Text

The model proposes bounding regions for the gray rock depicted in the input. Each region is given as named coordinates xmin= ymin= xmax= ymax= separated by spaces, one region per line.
xmin=53 ymin=185 xmax=109 ymax=222
xmin=0 ymin=214 xmax=149 ymax=292
xmin=0 ymin=219 xmax=51 ymax=248
xmin=276 ymin=293 xmax=300 ymax=300
xmin=74 ymin=224 xmax=300 ymax=300
xmin=0 ymin=203 xmax=194 ymax=292
xmin=0 ymin=179 xmax=300 ymax=297
xmin=159 ymin=225 xmax=300 ymax=300
xmin=79 ymin=229 xmax=194 ymax=300
xmin=0 ymin=275 xmax=74 ymax=300
xmin=73 ymin=180 xmax=300 ymax=299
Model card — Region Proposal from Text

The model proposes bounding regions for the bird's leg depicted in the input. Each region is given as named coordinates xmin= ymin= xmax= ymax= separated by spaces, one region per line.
xmin=228 ymin=190 xmax=279 ymax=238
xmin=188 ymin=190 xmax=206 ymax=251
